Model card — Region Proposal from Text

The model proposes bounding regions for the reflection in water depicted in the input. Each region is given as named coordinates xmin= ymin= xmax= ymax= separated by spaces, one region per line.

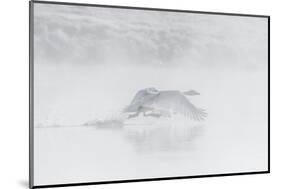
xmin=84 ymin=116 xmax=205 ymax=153
xmin=123 ymin=123 xmax=204 ymax=153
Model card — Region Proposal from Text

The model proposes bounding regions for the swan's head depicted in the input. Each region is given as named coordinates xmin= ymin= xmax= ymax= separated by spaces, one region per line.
xmin=183 ymin=90 xmax=200 ymax=96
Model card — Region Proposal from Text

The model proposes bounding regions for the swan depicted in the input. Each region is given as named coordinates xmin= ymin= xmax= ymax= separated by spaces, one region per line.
xmin=124 ymin=88 xmax=207 ymax=121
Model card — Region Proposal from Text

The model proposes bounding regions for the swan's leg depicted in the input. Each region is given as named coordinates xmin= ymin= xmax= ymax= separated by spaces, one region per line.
xmin=128 ymin=112 xmax=139 ymax=119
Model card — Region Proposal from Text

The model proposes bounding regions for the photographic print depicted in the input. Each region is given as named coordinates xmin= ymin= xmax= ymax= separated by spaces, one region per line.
xmin=30 ymin=1 xmax=269 ymax=188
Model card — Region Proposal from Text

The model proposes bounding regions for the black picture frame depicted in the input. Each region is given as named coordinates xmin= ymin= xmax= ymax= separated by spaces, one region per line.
xmin=29 ymin=1 xmax=270 ymax=188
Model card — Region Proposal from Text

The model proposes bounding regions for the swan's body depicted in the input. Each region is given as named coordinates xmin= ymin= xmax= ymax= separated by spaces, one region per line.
xmin=124 ymin=88 xmax=207 ymax=121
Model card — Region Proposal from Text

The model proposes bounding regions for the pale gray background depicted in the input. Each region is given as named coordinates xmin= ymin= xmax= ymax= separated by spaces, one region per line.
xmin=33 ymin=3 xmax=268 ymax=186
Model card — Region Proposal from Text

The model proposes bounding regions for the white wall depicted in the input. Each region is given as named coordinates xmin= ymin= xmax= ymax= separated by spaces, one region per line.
xmin=0 ymin=0 xmax=277 ymax=188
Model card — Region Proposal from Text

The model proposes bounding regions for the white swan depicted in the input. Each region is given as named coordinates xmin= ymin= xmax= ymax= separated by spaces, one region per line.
xmin=124 ymin=88 xmax=207 ymax=121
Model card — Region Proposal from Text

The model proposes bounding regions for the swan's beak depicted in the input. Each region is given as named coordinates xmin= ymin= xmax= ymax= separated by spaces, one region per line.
xmin=146 ymin=88 xmax=159 ymax=94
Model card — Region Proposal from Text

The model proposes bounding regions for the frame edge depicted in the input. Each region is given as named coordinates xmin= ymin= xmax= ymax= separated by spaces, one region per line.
xmin=32 ymin=0 xmax=270 ymax=18
xmin=29 ymin=1 xmax=35 ymax=188
xmin=28 ymin=1 xmax=271 ymax=188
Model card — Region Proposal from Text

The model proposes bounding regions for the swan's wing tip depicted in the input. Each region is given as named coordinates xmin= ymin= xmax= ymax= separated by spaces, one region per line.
xmin=184 ymin=107 xmax=208 ymax=121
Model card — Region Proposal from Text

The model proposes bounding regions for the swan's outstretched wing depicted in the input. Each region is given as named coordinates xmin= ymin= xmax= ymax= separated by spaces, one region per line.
xmin=147 ymin=92 xmax=207 ymax=121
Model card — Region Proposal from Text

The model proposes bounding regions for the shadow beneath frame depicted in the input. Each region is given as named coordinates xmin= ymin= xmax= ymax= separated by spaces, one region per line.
xmin=18 ymin=180 xmax=29 ymax=188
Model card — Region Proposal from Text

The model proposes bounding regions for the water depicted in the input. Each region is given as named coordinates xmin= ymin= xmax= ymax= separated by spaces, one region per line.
xmin=34 ymin=106 xmax=267 ymax=185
